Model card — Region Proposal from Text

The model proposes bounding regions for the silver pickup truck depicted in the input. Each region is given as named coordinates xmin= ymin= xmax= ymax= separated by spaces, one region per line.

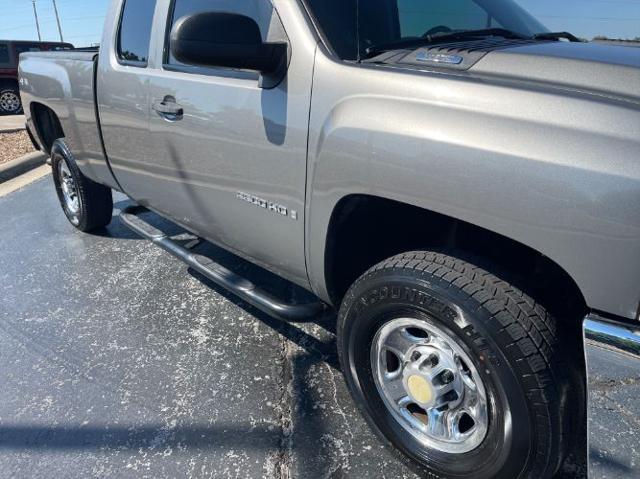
xmin=18 ymin=0 xmax=640 ymax=477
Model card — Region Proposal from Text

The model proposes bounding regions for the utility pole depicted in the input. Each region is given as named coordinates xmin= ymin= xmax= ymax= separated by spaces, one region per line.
xmin=52 ymin=0 xmax=64 ymax=42
xmin=32 ymin=0 xmax=42 ymax=41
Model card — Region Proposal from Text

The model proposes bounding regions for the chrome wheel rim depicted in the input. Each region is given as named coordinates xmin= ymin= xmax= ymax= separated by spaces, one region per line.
xmin=58 ymin=160 xmax=80 ymax=219
xmin=371 ymin=317 xmax=489 ymax=454
xmin=0 ymin=91 xmax=21 ymax=113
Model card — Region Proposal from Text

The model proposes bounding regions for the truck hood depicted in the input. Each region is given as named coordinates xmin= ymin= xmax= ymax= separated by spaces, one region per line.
xmin=387 ymin=40 xmax=640 ymax=103
xmin=472 ymin=42 xmax=640 ymax=103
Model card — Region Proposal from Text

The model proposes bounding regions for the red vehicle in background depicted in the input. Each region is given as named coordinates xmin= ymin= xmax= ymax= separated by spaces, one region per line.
xmin=0 ymin=40 xmax=73 ymax=114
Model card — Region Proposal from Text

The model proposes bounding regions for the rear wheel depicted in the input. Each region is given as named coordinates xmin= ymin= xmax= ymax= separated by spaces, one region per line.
xmin=51 ymin=140 xmax=113 ymax=232
xmin=338 ymin=251 xmax=571 ymax=479
xmin=0 ymin=88 xmax=23 ymax=114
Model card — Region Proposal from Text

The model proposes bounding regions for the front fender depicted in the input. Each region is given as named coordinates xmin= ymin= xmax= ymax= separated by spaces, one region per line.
xmin=306 ymin=56 xmax=640 ymax=319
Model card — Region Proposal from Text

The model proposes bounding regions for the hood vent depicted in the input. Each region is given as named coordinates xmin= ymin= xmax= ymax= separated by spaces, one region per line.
xmin=396 ymin=38 xmax=546 ymax=71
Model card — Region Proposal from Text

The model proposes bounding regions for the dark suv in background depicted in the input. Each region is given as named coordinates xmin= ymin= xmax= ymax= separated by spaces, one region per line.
xmin=0 ymin=40 xmax=73 ymax=114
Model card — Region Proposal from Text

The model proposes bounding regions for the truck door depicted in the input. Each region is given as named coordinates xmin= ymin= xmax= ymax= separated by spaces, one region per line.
xmin=145 ymin=0 xmax=316 ymax=287
xmin=96 ymin=0 xmax=156 ymax=198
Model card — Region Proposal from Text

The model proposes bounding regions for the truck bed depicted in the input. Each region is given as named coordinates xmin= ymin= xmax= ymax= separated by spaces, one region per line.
xmin=19 ymin=50 xmax=118 ymax=190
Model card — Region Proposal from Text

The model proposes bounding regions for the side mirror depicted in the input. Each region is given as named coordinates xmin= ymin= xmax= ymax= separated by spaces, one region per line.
xmin=170 ymin=12 xmax=288 ymax=79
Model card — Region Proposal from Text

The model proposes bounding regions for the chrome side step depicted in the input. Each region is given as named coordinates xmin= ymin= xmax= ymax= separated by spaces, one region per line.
xmin=119 ymin=205 xmax=327 ymax=322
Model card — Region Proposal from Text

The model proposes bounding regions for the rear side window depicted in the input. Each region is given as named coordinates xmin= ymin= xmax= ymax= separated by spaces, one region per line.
xmin=0 ymin=44 xmax=10 ymax=66
xmin=15 ymin=45 xmax=42 ymax=57
xmin=118 ymin=0 xmax=156 ymax=65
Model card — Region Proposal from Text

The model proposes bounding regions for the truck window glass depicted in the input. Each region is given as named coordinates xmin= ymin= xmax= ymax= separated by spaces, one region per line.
xmin=397 ymin=0 xmax=504 ymax=37
xmin=118 ymin=0 xmax=156 ymax=65
xmin=0 ymin=44 xmax=9 ymax=66
xmin=303 ymin=0 xmax=357 ymax=60
xmin=165 ymin=0 xmax=282 ymax=68
xmin=14 ymin=45 xmax=42 ymax=57
xmin=305 ymin=0 xmax=546 ymax=61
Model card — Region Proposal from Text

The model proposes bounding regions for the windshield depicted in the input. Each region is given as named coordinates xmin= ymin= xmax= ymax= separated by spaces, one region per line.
xmin=305 ymin=0 xmax=548 ymax=60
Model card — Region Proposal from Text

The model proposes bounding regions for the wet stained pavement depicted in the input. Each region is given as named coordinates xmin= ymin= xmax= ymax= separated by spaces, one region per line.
xmin=0 ymin=175 xmax=586 ymax=478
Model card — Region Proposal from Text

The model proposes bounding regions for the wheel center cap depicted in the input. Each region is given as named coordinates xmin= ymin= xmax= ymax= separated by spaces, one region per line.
xmin=406 ymin=374 xmax=433 ymax=404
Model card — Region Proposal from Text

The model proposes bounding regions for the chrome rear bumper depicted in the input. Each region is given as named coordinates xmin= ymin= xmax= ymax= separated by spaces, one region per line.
xmin=584 ymin=314 xmax=640 ymax=478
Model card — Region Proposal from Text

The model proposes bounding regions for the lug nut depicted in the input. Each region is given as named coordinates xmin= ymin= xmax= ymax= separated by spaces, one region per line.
xmin=428 ymin=354 xmax=439 ymax=367
xmin=441 ymin=370 xmax=455 ymax=384
xmin=419 ymin=353 xmax=439 ymax=372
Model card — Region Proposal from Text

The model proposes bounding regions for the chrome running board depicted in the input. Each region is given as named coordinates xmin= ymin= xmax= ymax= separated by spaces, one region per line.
xmin=120 ymin=205 xmax=327 ymax=322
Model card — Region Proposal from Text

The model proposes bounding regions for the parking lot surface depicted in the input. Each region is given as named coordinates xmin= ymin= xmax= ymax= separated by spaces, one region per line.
xmin=587 ymin=345 xmax=640 ymax=477
xmin=0 ymin=176 xmax=586 ymax=478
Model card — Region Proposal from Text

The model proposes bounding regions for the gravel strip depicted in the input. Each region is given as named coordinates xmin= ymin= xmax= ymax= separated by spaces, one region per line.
xmin=0 ymin=131 xmax=35 ymax=165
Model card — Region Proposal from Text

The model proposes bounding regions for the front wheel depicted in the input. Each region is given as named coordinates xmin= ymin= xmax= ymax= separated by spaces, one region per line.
xmin=338 ymin=251 xmax=571 ymax=479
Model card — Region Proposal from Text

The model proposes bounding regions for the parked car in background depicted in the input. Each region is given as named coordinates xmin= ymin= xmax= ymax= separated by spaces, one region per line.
xmin=0 ymin=40 xmax=73 ymax=114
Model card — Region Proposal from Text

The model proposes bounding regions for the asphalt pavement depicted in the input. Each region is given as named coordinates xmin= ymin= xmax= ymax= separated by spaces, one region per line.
xmin=0 ymin=174 xmax=586 ymax=478
xmin=587 ymin=345 xmax=640 ymax=477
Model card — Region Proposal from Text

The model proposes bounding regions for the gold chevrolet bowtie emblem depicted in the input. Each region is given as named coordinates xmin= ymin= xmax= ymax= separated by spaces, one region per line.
xmin=407 ymin=375 xmax=433 ymax=404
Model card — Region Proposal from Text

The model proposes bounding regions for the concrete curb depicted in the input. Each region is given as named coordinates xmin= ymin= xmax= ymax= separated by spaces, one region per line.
xmin=0 ymin=152 xmax=49 ymax=184
xmin=0 ymin=127 xmax=26 ymax=134
xmin=0 ymin=165 xmax=50 ymax=198
xmin=0 ymin=114 xmax=26 ymax=133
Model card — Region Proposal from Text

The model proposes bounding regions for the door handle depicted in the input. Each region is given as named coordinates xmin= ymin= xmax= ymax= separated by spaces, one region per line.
xmin=152 ymin=96 xmax=184 ymax=121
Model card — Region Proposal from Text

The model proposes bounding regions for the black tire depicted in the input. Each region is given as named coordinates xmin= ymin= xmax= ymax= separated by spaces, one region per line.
xmin=0 ymin=88 xmax=23 ymax=115
xmin=338 ymin=251 xmax=571 ymax=479
xmin=51 ymin=139 xmax=113 ymax=232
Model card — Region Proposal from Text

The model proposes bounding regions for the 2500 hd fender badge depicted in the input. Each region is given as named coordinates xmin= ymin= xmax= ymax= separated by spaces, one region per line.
xmin=236 ymin=192 xmax=298 ymax=220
